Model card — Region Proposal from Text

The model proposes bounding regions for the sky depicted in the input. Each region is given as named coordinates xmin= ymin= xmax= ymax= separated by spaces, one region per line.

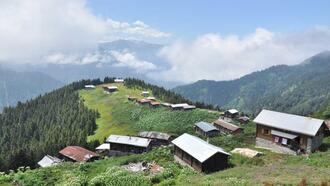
xmin=0 ymin=0 xmax=330 ymax=83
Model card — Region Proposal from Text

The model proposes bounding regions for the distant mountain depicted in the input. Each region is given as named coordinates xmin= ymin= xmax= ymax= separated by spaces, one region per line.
xmin=23 ymin=39 xmax=177 ymax=88
xmin=173 ymin=51 xmax=330 ymax=115
xmin=0 ymin=68 xmax=63 ymax=111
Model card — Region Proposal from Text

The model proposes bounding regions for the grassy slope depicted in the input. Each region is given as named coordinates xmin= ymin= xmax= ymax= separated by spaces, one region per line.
xmin=2 ymin=84 xmax=330 ymax=185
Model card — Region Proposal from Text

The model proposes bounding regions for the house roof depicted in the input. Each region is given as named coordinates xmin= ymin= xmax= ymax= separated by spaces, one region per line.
xmin=141 ymin=91 xmax=149 ymax=94
xmin=107 ymin=86 xmax=118 ymax=90
xmin=213 ymin=119 xmax=241 ymax=132
xmin=59 ymin=146 xmax=99 ymax=162
xmin=114 ymin=78 xmax=124 ymax=82
xmin=38 ymin=155 xmax=62 ymax=167
xmin=171 ymin=103 xmax=189 ymax=108
xmin=172 ymin=133 xmax=230 ymax=163
xmin=138 ymin=131 xmax=171 ymax=140
xmin=85 ymin=85 xmax=95 ymax=88
xmin=139 ymin=99 xmax=151 ymax=103
xmin=195 ymin=121 xmax=219 ymax=132
xmin=226 ymin=109 xmax=239 ymax=114
xmin=161 ymin=103 xmax=172 ymax=107
xmin=147 ymin=97 xmax=156 ymax=100
xmin=106 ymin=135 xmax=151 ymax=147
xmin=95 ymin=143 xmax=110 ymax=150
xmin=253 ymin=109 xmax=324 ymax=136
xmin=239 ymin=116 xmax=250 ymax=121
xmin=150 ymin=101 xmax=161 ymax=106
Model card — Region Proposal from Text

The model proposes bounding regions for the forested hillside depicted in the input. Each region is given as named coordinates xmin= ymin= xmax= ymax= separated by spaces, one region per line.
xmin=174 ymin=51 xmax=330 ymax=115
xmin=0 ymin=80 xmax=99 ymax=171
xmin=0 ymin=68 xmax=63 ymax=111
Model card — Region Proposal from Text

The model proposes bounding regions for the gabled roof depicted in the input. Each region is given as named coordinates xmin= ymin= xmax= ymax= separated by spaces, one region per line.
xmin=38 ymin=155 xmax=62 ymax=167
xmin=106 ymin=135 xmax=151 ymax=147
xmin=85 ymin=85 xmax=95 ymax=88
xmin=253 ymin=109 xmax=324 ymax=136
xmin=138 ymin=131 xmax=171 ymax=140
xmin=195 ymin=121 xmax=219 ymax=132
xmin=213 ymin=119 xmax=241 ymax=132
xmin=172 ymin=133 xmax=230 ymax=163
xmin=59 ymin=146 xmax=99 ymax=162
xmin=107 ymin=86 xmax=118 ymax=90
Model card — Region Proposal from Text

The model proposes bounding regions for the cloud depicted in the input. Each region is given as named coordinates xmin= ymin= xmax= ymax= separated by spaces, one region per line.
xmin=104 ymin=19 xmax=171 ymax=41
xmin=156 ymin=27 xmax=330 ymax=83
xmin=0 ymin=0 xmax=170 ymax=64
xmin=110 ymin=50 xmax=157 ymax=72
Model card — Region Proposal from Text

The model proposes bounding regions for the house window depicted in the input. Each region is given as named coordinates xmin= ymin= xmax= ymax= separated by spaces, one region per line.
xmin=262 ymin=128 xmax=270 ymax=135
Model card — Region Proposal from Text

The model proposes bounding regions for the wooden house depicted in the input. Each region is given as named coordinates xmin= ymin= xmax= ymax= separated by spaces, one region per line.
xmin=213 ymin=119 xmax=243 ymax=135
xmin=171 ymin=103 xmax=196 ymax=111
xmin=138 ymin=131 xmax=171 ymax=146
xmin=38 ymin=155 xmax=62 ymax=167
xmin=128 ymin=96 xmax=138 ymax=102
xmin=106 ymin=135 xmax=151 ymax=154
xmin=84 ymin=85 xmax=95 ymax=90
xmin=138 ymin=98 xmax=151 ymax=105
xmin=194 ymin=121 xmax=219 ymax=137
xmin=254 ymin=109 xmax=325 ymax=154
xmin=149 ymin=101 xmax=161 ymax=108
xmin=95 ymin=143 xmax=110 ymax=154
xmin=172 ymin=133 xmax=230 ymax=173
xmin=103 ymin=86 xmax=118 ymax=93
xmin=238 ymin=116 xmax=250 ymax=124
xmin=224 ymin=109 xmax=239 ymax=118
xmin=59 ymin=146 xmax=100 ymax=162
xmin=114 ymin=78 xmax=125 ymax=83
xmin=146 ymin=96 xmax=156 ymax=101
xmin=141 ymin=91 xmax=150 ymax=97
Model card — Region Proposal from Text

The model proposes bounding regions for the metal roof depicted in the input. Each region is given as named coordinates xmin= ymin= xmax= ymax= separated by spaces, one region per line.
xmin=227 ymin=109 xmax=239 ymax=114
xmin=171 ymin=103 xmax=189 ymax=108
xmin=172 ymin=133 xmax=230 ymax=163
xmin=195 ymin=121 xmax=219 ymax=132
xmin=213 ymin=119 xmax=241 ymax=132
xmin=138 ymin=131 xmax=171 ymax=140
xmin=38 ymin=155 xmax=62 ymax=167
xmin=106 ymin=135 xmax=151 ymax=147
xmin=59 ymin=146 xmax=99 ymax=162
xmin=85 ymin=85 xmax=95 ymax=88
xmin=107 ymin=86 xmax=118 ymax=89
xmin=253 ymin=109 xmax=324 ymax=136
xmin=95 ymin=143 xmax=110 ymax=150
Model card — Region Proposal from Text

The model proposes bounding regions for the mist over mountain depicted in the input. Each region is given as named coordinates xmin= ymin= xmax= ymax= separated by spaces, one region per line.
xmin=173 ymin=51 xmax=330 ymax=115
xmin=0 ymin=68 xmax=63 ymax=111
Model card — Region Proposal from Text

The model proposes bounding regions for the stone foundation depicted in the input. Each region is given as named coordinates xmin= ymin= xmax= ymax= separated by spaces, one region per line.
xmin=255 ymin=137 xmax=297 ymax=155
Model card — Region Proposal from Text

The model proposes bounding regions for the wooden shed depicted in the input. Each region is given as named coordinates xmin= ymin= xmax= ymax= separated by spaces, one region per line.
xmin=224 ymin=109 xmax=239 ymax=118
xmin=138 ymin=98 xmax=152 ymax=105
xmin=194 ymin=121 xmax=219 ymax=137
xmin=106 ymin=135 xmax=151 ymax=154
xmin=172 ymin=133 xmax=230 ymax=173
xmin=138 ymin=131 xmax=171 ymax=146
xmin=213 ymin=119 xmax=243 ymax=135
xmin=103 ymin=86 xmax=118 ymax=93
xmin=254 ymin=109 xmax=325 ymax=154
xmin=38 ymin=155 xmax=62 ymax=167
xmin=59 ymin=146 xmax=100 ymax=162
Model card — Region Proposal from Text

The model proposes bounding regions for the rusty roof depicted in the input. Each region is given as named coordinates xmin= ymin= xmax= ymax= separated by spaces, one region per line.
xmin=213 ymin=119 xmax=241 ymax=132
xmin=138 ymin=99 xmax=151 ymax=103
xmin=59 ymin=146 xmax=99 ymax=162
xmin=150 ymin=101 xmax=161 ymax=106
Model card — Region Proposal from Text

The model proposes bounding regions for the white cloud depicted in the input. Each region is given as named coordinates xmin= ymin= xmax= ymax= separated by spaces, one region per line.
xmin=156 ymin=27 xmax=330 ymax=83
xmin=110 ymin=51 xmax=157 ymax=72
xmin=103 ymin=19 xmax=171 ymax=41
xmin=0 ymin=0 xmax=170 ymax=64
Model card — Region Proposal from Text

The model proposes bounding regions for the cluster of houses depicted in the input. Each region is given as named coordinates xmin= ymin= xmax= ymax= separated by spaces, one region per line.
xmin=58 ymin=81 xmax=329 ymax=173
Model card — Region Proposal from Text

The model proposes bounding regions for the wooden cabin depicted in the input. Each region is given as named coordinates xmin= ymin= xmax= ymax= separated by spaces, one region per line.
xmin=149 ymin=101 xmax=161 ymax=108
xmin=325 ymin=120 xmax=330 ymax=136
xmin=138 ymin=131 xmax=171 ymax=146
xmin=38 ymin=155 xmax=62 ymax=168
xmin=103 ymin=86 xmax=118 ymax=93
xmin=84 ymin=85 xmax=96 ymax=90
xmin=171 ymin=103 xmax=196 ymax=111
xmin=213 ymin=119 xmax=243 ymax=135
xmin=106 ymin=135 xmax=151 ymax=154
xmin=194 ymin=121 xmax=219 ymax=137
xmin=138 ymin=99 xmax=152 ymax=105
xmin=172 ymin=133 xmax=230 ymax=173
xmin=59 ymin=146 xmax=100 ymax=162
xmin=114 ymin=78 xmax=125 ymax=83
xmin=141 ymin=91 xmax=150 ymax=97
xmin=224 ymin=109 xmax=239 ymax=118
xmin=238 ymin=116 xmax=250 ymax=124
xmin=254 ymin=109 xmax=325 ymax=154
xmin=128 ymin=96 xmax=138 ymax=102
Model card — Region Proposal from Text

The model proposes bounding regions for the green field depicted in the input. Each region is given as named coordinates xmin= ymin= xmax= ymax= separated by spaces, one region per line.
xmin=1 ymin=84 xmax=330 ymax=185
